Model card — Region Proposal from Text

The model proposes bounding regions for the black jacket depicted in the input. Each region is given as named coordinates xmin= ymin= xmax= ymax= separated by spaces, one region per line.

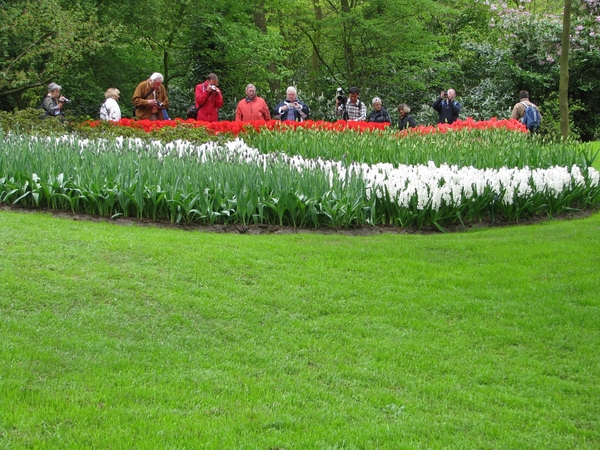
xmin=367 ymin=108 xmax=391 ymax=123
xmin=432 ymin=97 xmax=462 ymax=124
xmin=273 ymin=99 xmax=309 ymax=122
xmin=398 ymin=114 xmax=417 ymax=129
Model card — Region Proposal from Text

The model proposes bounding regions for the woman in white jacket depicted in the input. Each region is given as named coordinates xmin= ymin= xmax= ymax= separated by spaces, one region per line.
xmin=100 ymin=88 xmax=122 ymax=121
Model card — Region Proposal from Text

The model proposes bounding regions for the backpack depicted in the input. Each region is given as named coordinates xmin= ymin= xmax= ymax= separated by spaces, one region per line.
xmin=186 ymin=104 xmax=198 ymax=119
xmin=187 ymin=82 xmax=217 ymax=120
xmin=521 ymin=101 xmax=541 ymax=132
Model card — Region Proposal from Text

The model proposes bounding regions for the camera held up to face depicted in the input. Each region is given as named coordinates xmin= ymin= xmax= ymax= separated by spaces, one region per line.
xmin=336 ymin=87 xmax=347 ymax=105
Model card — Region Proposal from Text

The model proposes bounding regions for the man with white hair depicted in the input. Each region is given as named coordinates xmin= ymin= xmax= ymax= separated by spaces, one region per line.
xmin=235 ymin=84 xmax=271 ymax=122
xmin=367 ymin=97 xmax=391 ymax=123
xmin=132 ymin=72 xmax=169 ymax=120
xmin=41 ymin=82 xmax=68 ymax=118
xmin=431 ymin=88 xmax=462 ymax=124
xmin=273 ymin=86 xmax=309 ymax=122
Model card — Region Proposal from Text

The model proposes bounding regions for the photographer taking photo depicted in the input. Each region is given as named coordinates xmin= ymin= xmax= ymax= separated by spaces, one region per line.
xmin=194 ymin=73 xmax=223 ymax=122
xmin=431 ymin=88 xmax=462 ymax=124
xmin=273 ymin=86 xmax=309 ymax=122
xmin=41 ymin=82 xmax=70 ymax=119
xmin=132 ymin=72 xmax=169 ymax=121
xmin=335 ymin=86 xmax=366 ymax=121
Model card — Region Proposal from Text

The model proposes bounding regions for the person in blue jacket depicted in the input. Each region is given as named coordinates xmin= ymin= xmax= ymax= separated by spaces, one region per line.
xmin=273 ymin=87 xmax=309 ymax=122
xmin=431 ymin=88 xmax=462 ymax=124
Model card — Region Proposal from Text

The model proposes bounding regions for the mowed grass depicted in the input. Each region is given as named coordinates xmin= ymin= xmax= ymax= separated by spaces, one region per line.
xmin=1 ymin=210 xmax=599 ymax=449
xmin=592 ymin=141 xmax=600 ymax=170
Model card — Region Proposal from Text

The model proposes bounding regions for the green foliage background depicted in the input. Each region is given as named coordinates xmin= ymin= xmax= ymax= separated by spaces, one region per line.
xmin=1 ymin=0 xmax=599 ymax=139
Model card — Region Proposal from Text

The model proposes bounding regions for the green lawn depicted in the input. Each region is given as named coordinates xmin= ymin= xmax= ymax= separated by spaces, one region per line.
xmin=591 ymin=141 xmax=600 ymax=169
xmin=1 ymin=209 xmax=599 ymax=449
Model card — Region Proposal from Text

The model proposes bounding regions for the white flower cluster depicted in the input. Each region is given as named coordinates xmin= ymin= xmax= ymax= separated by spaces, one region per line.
xmin=174 ymin=139 xmax=599 ymax=213
xmin=362 ymin=162 xmax=598 ymax=211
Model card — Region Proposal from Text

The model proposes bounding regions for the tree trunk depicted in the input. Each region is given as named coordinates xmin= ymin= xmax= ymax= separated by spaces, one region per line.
xmin=163 ymin=51 xmax=169 ymax=89
xmin=254 ymin=3 xmax=280 ymax=95
xmin=341 ymin=0 xmax=354 ymax=86
xmin=559 ymin=0 xmax=571 ymax=140
xmin=309 ymin=0 xmax=323 ymax=88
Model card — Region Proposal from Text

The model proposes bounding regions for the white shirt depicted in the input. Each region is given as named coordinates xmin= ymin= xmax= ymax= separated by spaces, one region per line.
xmin=100 ymin=98 xmax=121 ymax=121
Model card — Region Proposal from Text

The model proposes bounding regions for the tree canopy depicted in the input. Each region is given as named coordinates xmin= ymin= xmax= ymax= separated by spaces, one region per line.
xmin=0 ymin=0 xmax=598 ymax=139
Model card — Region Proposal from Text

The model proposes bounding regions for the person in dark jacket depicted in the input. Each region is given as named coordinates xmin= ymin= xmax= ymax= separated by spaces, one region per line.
xmin=431 ymin=88 xmax=462 ymax=124
xmin=367 ymin=97 xmax=391 ymax=123
xmin=41 ymin=82 xmax=68 ymax=118
xmin=273 ymin=86 xmax=309 ymax=122
xmin=398 ymin=103 xmax=417 ymax=129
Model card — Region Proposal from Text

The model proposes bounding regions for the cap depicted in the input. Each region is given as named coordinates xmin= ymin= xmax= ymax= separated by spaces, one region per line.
xmin=372 ymin=97 xmax=381 ymax=105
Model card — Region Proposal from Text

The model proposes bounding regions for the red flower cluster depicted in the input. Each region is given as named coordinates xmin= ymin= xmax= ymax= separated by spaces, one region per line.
xmin=398 ymin=117 xmax=527 ymax=136
xmin=82 ymin=118 xmax=391 ymax=135
xmin=82 ymin=117 xmax=526 ymax=136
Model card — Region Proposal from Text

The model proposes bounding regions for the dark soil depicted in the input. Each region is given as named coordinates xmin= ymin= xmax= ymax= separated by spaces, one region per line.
xmin=1 ymin=203 xmax=597 ymax=235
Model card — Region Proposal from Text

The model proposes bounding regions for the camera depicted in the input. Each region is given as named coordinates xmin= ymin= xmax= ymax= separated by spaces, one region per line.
xmin=336 ymin=87 xmax=346 ymax=105
xmin=284 ymin=101 xmax=298 ymax=109
xmin=156 ymin=101 xmax=164 ymax=108
xmin=61 ymin=97 xmax=72 ymax=103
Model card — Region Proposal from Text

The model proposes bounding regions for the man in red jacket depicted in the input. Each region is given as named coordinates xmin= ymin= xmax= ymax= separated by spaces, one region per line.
xmin=235 ymin=84 xmax=271 ymax=122
xmin=194 ymin=73 xmax=223 ymax=122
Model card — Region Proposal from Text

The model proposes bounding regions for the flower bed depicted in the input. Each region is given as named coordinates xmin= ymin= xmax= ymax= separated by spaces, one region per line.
xmin=80 ymin=117 xmax=526 ymax=136
xmin=1 ymin=128 xmax=598 ymax=230
xmin=81 ymin=118 xmax=391 ymax=135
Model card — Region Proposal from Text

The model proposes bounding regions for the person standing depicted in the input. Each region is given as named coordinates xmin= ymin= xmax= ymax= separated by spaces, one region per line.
xmin=235 ymin=84 xmax=271 ymax=122
xmin=398 ymin=103 xmax=417 ymax=129
xmin=100 ymin=88 xmax=122 ymax=122
xmin=431 ymin=88 xmax=462 ymax=124
xmin=273 ymin=87 xmax=309 ymax=122
xmin=336 ymin=86 xmax=366 ymax=121
xmin=367 ymin=97 xmax=391 ymax=123
xmin=41 ymin=82 xmax=68 ymax=118
xmin=511 ymin=90 xmax=541 ymax=132
xmin=132 ymin=72 xmax=169 ymax=121
xmin=194 ymin=73 xmax=224 ymax=122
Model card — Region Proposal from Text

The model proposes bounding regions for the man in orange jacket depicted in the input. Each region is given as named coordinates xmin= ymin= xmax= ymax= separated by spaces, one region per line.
xmin=235 ymin=84 xmax=271 ymax=122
